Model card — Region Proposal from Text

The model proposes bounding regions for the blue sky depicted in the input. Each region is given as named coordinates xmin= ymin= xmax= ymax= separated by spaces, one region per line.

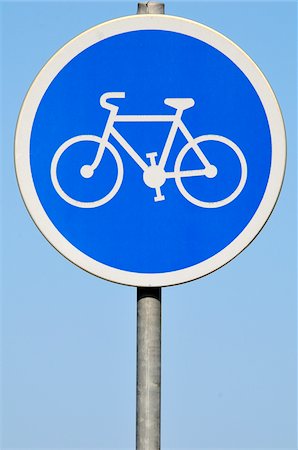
xmin=1 ymin=1 xmax=297 ymax=449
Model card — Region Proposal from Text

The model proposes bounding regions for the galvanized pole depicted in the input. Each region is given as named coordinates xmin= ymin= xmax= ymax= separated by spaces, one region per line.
xmin=136 ymin=5 xmax=165 ymax=449
xmin=137 ymin=287 xmax=162 ymax=450
xmin=137 ymin=2 xmax=165 ymax=14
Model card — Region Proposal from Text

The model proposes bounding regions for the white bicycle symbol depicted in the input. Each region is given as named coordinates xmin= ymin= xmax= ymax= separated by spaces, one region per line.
xmin=51 ymin=92 xmax=247 ymax=208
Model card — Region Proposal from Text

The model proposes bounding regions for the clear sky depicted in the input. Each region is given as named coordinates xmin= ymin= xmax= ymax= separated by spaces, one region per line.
xmin=1 ymin=1 xmax=297 ymax=449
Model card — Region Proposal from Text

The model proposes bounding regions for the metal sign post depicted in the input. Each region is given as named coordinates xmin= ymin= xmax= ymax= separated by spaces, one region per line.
xmin=136 ymin=6 xmax=164 ymax=450
xmin=136 ymin=287 xmax=161 ymax=450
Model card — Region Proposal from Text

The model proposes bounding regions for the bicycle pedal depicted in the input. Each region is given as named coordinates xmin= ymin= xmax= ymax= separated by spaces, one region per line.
xmin=146 ymin=152 xmax=158 ymax=159
xmin=154 ymin=195 xmax=165 ymax=202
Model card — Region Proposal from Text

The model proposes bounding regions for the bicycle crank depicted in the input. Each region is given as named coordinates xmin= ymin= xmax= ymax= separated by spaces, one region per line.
xmin=143 ymin=152 xmax=166 ymax=202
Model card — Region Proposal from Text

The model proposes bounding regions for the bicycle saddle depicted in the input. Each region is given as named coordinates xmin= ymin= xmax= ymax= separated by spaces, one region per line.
xmin=164 ymin=98 xmax=195 ymax=110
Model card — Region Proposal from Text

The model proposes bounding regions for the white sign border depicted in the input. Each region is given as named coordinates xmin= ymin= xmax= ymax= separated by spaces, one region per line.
xmin=15 ymin=14 xmax=286 ymax=287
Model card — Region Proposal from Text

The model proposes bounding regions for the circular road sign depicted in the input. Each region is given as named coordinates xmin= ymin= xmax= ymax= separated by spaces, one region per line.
xmin=15 ymin=15 xmax=286 ymax=287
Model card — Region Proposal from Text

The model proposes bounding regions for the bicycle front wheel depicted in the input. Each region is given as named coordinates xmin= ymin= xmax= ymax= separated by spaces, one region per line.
xmin=174 ymin=134 xmax=247 ymax=208
xmin=51 ymin=135 xmax=123 ymax=208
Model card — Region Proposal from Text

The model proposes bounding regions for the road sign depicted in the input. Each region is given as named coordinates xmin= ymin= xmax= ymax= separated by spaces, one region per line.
xmin=15 ymin=15 xmax=286 ymax=287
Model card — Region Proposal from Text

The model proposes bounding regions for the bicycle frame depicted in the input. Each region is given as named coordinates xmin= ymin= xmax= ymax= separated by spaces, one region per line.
xmin=90 ymin=103 xmax=212 ymax=178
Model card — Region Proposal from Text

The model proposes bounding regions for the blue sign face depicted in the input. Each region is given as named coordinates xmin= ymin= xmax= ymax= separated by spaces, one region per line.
xmin=15 ymin=16 xmax=286 ymax=286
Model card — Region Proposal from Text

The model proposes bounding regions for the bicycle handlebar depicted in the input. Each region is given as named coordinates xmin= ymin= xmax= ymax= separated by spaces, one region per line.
xmin=100 ymin=92 xmax=126 ymax=111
